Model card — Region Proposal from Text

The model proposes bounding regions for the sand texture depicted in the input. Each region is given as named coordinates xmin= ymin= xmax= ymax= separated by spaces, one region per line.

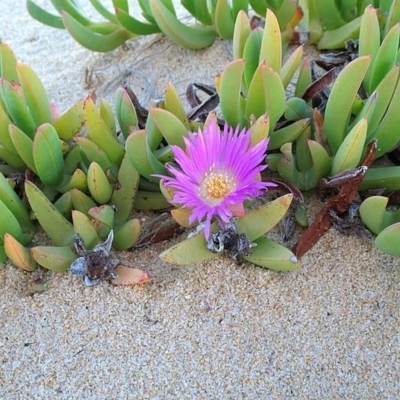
xmin=1 ymin=2 xmax=400 ymax=399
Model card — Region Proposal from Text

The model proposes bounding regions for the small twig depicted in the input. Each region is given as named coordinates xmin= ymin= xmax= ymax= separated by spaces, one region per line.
xmin=293 ymin=141 xmax=377 ymax=258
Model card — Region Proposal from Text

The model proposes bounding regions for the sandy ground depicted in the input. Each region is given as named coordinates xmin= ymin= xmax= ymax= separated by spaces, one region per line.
xmin=1 ymin=1 xmax=400 ymax=399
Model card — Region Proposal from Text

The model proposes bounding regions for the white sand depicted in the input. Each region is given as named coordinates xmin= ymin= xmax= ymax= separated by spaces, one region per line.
xmin=0 ymin=2 xmax=399 ymax=399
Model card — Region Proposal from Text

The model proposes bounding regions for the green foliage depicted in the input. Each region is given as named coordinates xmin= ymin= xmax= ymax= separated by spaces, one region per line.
xmin=160 ymin=194 xmax=298 ymax=270
xmin=26 ymin=0 xmax=303 ymax=51
xmin=302 ymin=0 xmax=400 ymax=49
xmin=0 ymin=39 xmax=143 ymax=272
xmin=5 ymin=1 xmax=400 ymax=271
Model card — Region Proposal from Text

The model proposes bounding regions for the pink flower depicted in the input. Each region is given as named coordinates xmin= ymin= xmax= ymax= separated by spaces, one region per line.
xmin=160 ymin=120 xmax=275 ymax=239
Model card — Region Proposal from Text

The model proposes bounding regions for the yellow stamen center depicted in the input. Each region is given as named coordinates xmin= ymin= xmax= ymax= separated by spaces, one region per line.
xmin=199 ymin=170 xmax=236 ymax=205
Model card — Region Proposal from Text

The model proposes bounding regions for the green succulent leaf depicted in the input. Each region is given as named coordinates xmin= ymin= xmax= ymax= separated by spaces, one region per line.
xmin=55 ymin=169 xmax=88 ymax=193
xmin=375 ymin=223 xmax=400 ymax=256
xmin=358 ymin=5 xmax=381 ymax=94
xmin=284 ymin=97 xmax=311 ymax=121
xmin=0 ymin=245 xmax=6 ymax=263
xmin=87 ymin=162 xmax=113 ymax=204
xmin=323 ymin=55 xmax=370 ymax=154
xmin=115 ymin=87 xmax=138 ymax=139
xmin=8 ymin=124 xmax=36 ymax=173
xmin=53 ymin=190 xmax=73 ymax=217
xmin=89 ymin=205 xmax=114 ymax=237
xmin=84 ymin=97 xmax=124 ymax=164
xmin=384 ymin=0 xmax=400 ymax=36
xmin=49 ymin=0 xmax=92 ymax=25
xmin=242 ymin=29 xmax=264 ymax=90
xmin=111 ymin=154 xmax=140 ymax=226
xmin=143 ymin=112 xmax=163 ymax=150
xmin=33 ymin=123 xmax=64 ymax=186
xmin=64 ymin=145 xmax=83 ymax=175
xmin=115 ymin=7 xmax=161 ymax=34
xmin=0 ymin=102 xmax=18 ymax=153
xmin=275 ymin=0 xmax=299 ymax=28
xmin=249 ymin=114 xmax=270 ymax=145
xmin=368 ymin=23 xmax=400 ymax=94
xmin=280 ymin=44 xmax=304 ymax=89
xmin=113 ymin=218 xmax=141 ymax=250
xmin=31 ymin=245 xmax=77 ymax=273
xmin=0 ymin=199 xmax=23 ymax=244
xmin=181 ymin=0 xmax=213 ymax=25
xmin=373 ymin=77 xmax=400 ymax=158
xmin=237 ymin=194 xmax=293 ymax=240
xmin=311 ymin=0 xmax=347 ymax=30
xmin=71 ymin=188 xmax=97 ymax=215
xmin=244 ymin=61 xmax=286 ymax=131
xmin=276 ymin=140 xmax=331 ymax=191
xmin=331 ymin=118 xmax=367 ymax=175
xmin=16 ymin=63 xmax=51 ymax=126
xmin=149 ymin=0 xmax=216 ymax=49
xmin=53 ymin=99 xmax=85 ymax=140
xmin=159 ymin=224 xmax=217 ymax=265
xmin=0 ymin=172 xmax=33 ymax=232
xmin=72 ymin=210 xmax=99 ymax=250
xmin=295 ymin=59 xmax=312 ymax=97
xmin=26 ymin=0 xmax=65 ymax=28
xmin=159 ymin=194 xmax=293 ymax=265
xmin=248 ymin=0 xmax=268 ymax=15
xmin=218 ymin=59 xmax=245 ymax=127
xmin=259 ymin=9 xmax=282 ymax=73
xmin=231 ymin=0 xmax=249 ymax=20
xmin=113 ymin=0 xmax=129 ymax=12
xmin=25 ymin=180 xmax=75 ymax=246
xmin=62 ymin=11 xmax=134 ymax=52
xmin=360 ymin=166 xmax=400 ymax=191
xmin=0 ymin=41 xmax=19 ymax=83
xmin=75 ymin=137 xmax=112 ymax=171
xmin=0 ymin=79 xmax=36 ymax=138
xmin=125 ymin=129 xmax=167 ymax=182
xmin=164 ymin=83 xmax=190 ymax=128
xmin=359 ymin=196 xmax=391 ymax=235
xmin=134 ymin=190 xmax=171 ymax=210
xmin=214 ymin=0 xmax=235 ymax=40
xmin=99 ymin=99 xmax=116 ymax=134
xmin=350 ymin=92 xmax=377 ymax=139
xmin=243 ymin=236 xmax=297 ymax=271
xmin=365 ymin=65 xmax=399 ymax=136
xmin=0 ymin=145 xmax=25 ymax=171
xmin=149 ymin=108 xmax=188 ymax=148
xmin=232 ymin=10 xmax=252 ymax=60
xmin=317 ymin=15 xmax=362 ymax=50
xmin=269 ymin=118 xmax=310 ymax=151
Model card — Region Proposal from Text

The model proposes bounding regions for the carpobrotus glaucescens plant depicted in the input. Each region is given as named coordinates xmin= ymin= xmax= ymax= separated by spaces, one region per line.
xmin=159 ymin=120 xmax=275 ymax=239
xmin=158 ymin=119 xmax=296 ymax=270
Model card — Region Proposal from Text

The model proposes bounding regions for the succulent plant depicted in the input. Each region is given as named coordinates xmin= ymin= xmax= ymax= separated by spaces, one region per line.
xmin=7 ymin=0 xmax=400 ymax=273
xmin=218 ymin=9 xmax=307 ymax=130
xmin=26 ymin=0 xmax=400 ymax=53
xmin=301 ymin=0 xmax=400 ymax=50
xmin=209 ymin=5 xmax=400 ymax=261
xmin=238 ymin=5 xmax=400 ymax=194
xmin=153 ymin=117 xmax=298 ymax=269
xmin=26 ymin=0 xmax=303 ymax=51
xmin=218 ymin=9 xmax=318 ymax=191
xmin=0 ymin=39 xmax=151 ymax=282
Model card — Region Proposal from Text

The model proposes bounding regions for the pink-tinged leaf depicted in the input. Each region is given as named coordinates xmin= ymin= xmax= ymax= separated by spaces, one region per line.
xmin=111 ymin=265 xmax=152 ymax=285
